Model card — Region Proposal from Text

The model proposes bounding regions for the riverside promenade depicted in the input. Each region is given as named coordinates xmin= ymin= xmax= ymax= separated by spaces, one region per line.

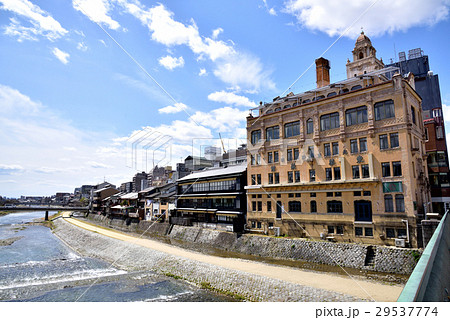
xmin=56 ymin=216 xmax=403 ymax=301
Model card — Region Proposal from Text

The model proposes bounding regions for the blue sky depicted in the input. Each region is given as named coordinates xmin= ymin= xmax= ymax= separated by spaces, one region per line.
xmin=1 ymin=0 xmax=450 ymax=197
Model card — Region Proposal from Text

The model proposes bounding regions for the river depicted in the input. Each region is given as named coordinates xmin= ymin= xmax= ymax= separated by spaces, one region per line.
xmin=0 ymin=211 xmax=234 ymax=302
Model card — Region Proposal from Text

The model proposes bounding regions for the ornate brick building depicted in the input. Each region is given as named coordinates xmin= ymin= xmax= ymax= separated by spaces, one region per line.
xmin=246 ymin=33 xmax=430 ymax=248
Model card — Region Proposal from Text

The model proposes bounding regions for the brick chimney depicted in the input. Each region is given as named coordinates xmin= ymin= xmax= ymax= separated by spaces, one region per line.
xmin=315 ymin=57 xmax=330 ymax=88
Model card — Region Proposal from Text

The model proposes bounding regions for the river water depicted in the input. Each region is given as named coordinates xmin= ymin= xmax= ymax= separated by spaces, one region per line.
xmin=0 ymin=211 xmax=234 ymax=302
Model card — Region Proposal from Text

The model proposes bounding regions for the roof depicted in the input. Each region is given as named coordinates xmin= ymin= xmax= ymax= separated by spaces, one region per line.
xmin=138 ymin=186 xmax=157 ymax=194
xmin=94 ymin=187 xmax=117 ymax=193
xmin=120 ymin=192 xmax=139 ymax=200
xmin=177 ymin=163 xmax=246 ymax=182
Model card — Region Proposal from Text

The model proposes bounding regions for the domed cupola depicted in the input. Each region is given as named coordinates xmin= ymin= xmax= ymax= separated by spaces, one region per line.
xmin=346 ymin=31 xmax=384 ymax=78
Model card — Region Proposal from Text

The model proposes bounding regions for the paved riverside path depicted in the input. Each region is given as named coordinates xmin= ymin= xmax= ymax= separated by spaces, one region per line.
xmin=63 ymin=217 xmax=403 ymax=301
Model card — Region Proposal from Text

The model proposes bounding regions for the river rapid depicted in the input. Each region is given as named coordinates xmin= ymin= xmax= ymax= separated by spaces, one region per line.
xmin=0 ymin=211 xmax=234 ymax=302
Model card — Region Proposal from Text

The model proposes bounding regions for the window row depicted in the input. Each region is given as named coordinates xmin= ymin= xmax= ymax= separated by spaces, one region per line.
xmin=379 ymin=132 xmax=399 ymax=150
xmin=384 ymin=194 xmax=405 ymax=212
xmin=180 ymin=179 xmax=237 ymax=193
xmin=381 ymin=161 xmax=402 ymax=177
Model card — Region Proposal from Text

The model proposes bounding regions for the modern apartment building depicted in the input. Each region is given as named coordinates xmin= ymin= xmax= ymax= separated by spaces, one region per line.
xmin=246 ymin=32 xmax=430 ymax=248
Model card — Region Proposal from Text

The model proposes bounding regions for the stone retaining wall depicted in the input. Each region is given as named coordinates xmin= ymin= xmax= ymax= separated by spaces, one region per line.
xmin=85 ymin=214 xmax=420 ymax=274
xmin=53 ymin=218 xmax=364 ymax=302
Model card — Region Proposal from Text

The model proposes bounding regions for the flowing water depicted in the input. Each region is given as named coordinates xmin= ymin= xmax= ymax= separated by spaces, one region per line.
xmin=0 ymin=211 xmax=235 ymax=302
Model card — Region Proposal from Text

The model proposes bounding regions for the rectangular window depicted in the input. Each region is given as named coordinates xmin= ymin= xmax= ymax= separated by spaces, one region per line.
xmin=335 ymin=192 xmax=342 ymax=197
xmin=346 ymin=106 xmax=368 ymax=126
xmin=324 ymin=143 xmax=331 ymax=157
xmin=251 ymin=174 xmax=256 ymax=185
xmin=251 ymin=155 xmax=255 ymax=165
xmin=352 ymin=165 xmax=360 ymax=179
xmin=361 ymin=164 xmax=369 ymax=178
xmin=354 ymin=191 xmax=361 ymax=196
xmin=284 ymin=121 xmax=300 ymax=138
xmin=257 ymin=221 xmax=261 ymax=229
xmin=350 ymin=139 xmax=358 ymax=153
xmin=328 ymin=226 xmax=335 ymax=234
xmin=257 ymin=174 xmax=261 ymax=184
xmin=327 ymin=201 xmax=343 ymax=213
xmin=252 ymin=201 xmax=256 ymax=211
xmin=386 ymin=228 xmax=395 ymax=238
xmin=306 ymin=119 xmax=314 ymax=134
xmin=355 ymin=227 xmax=363 ymax=236
xmin=288 ymin=201 xmax=301 ymax=212
xmin=374 ymin=100 xmax=395 ymax=120
xmin=411 ymin=106 xmax=416 ymax=124
xmin=397 ymin=229 xmax=407 ymax=238
xmin=332 ymin=142 xmax=339 ymax=155
xmin=274 ymin=151 xmax=279 ymax=162
xmin=251 ymin=130 xmax=261 ymax=144
xmin=295 ymin=193 xmax=301 ymax=197
xmin=268 ymin=173 xmax=273 ymax=184
xmin=379 ymin=134 xmax=389 ymax=150
xmin=288 ymin=171 xmax=293 ymax=183
xmin=310 ymin=193 xmax=316 ymax=197
xmin=382 ymin=162 xmax=391 ymax=177
xmin=336 ymin=226 xmax=344 ymax=235
xmin=326 ymin=168 xmax=332 ymax=181
xmin=293 ymin=148 xmax=299 ymax=160
xmin=274 ymin=172 xmax=280 ymax=184
xmin=384 ymin=195 xmax=394 ymax=212
xmin=308 ymin=146 xmax=314 ymax=158
xmin=288 ymin=193 xmax=294 ymax=198
xmin=294 ymin=171 xmax=300 ymax=183
xmin=395 ymin=194 xmax=405 ymax=212
xmin=256 ymin=154 xmax=261 ymax=165
xmin=287 ymin=149 xmax=293 ymax=161
xmin=310 ymin=200 xmax=317 ymax=213
xmin=359 ymin=138 xmax=367 ymax=152
xmin=365 ymin=227 xmax=373 ymax=237
xmin=267 ymin=152 xmax=273 ymax=164
xmin=267 ymin=201 xmax=272 ymax=212
xmin=257 ymin=201 xmax=262 ymax=211
xmin=320 ymin=112 xmax=340 ymax=131
xmin=327 ymin=192 xmax=333 ymax=197
xmin=334 ymin=167 xmax=341 ymax=180
xmin=390 ymin=132 xmax=399 ymax=148
xmin=393 ymin=161 xmax=402 ymax=176
xmin=266 ymin=126 xmax=280 ymax=141
xmin=436 ymin=126 xmax=444 ymax=139
xmin=309 ymin=169 xmax=315 ymax=182
xmin=363 ymin=191 xmax=371 ymax=196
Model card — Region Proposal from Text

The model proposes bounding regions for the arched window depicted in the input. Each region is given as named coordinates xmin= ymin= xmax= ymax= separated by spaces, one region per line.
xmin=327 ymin=92 xmax=337 ymax=98
xmin=274 ymin=107 xmax=281 ymax=112
xmin=283 ymin=104 xmax=291 ymax=109
xmin=306 ymin=118 xmax=314 ymax=134
xmin=359 ymin=52 xmax=364 ymax=59
xmin=303 ymin=99 xmax=311 ymax=104
xmin=351 ymin=85 xmax=362 ymax=91
xmin=327 ymin=201 xmax=343 ymax=213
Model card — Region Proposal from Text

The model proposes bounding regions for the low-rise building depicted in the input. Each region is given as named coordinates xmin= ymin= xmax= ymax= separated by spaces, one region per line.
xmin=173 ymin=163 xmax=247 ymax=232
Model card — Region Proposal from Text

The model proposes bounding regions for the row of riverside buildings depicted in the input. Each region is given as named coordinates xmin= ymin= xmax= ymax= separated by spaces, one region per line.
xmin=90 ymin=33 xmax=448 ymax=249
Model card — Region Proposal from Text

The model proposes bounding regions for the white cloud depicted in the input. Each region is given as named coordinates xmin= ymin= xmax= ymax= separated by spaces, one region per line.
xmin=0 ymin=0 xmax=68 ymax=41
xmin=208 ymin=91 xmax=257 ymax=108
xmin=158 ymin=102 xmax=188 ymax=114
xmin=158 ymin=103 xmax=187 ymax=115
xmin=191 ymin=107 xmax=249 ymax=133
xmin=262 ymin=0 xmax=277 ymax=16
xmin=198 ymin=68 xmax=207 ymax=76
xmin=283 ymin=0 xmax=450 ymax=38
xmin=158 ymin=55 xmax=185 ymax=70
xmin=212 ymin=27 xmax=223 ymax=39
xmin=52 ymin=47 xmax=70 ymax=64
xmin=77 ymin=42 xmax=88 ymax=51
xmin=213 ymin=52 xmax=275 ymax=92
xmin=116 ymin=1 xmax=275 ymax=92
xmin=0 ymin=84 xmax=136 ymax=196
xmin=72 ymin=0 xmax=120 ymax=30
xmin=442 ymin=103 xmax=450 ymax=124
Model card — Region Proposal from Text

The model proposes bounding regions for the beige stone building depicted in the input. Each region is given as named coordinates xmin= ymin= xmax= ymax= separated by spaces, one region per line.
xmin=246 ymin=32 xmax=429 ymax=248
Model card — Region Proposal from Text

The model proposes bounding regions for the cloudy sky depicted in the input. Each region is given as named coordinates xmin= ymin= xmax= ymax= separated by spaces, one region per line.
xmin=1 ymin=0 xmax=450 ymax=197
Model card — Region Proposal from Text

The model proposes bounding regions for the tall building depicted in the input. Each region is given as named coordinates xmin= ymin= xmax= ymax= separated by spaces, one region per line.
xmin=246 ymin=32 xmax=429 ymax=248
xmin=388 ymin=49 xmax=449 ymax=214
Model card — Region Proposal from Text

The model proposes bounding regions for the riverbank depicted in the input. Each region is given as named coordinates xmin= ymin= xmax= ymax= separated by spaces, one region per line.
xmin=54 ymin=217 xmax=404 ymax=301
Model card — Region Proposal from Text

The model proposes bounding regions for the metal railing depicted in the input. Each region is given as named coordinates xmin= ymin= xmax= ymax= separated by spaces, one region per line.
xmin=397 ymin=211 xmax=449 ymax=301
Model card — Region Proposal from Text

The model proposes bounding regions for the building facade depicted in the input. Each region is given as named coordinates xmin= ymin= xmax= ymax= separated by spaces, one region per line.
xmin=246 ymin=33 xmax=429 ymax=248
xmin=388 ymin=49 xmax=449 ymax=214
xmin=173 ymin=163 xmax=247 ymax=232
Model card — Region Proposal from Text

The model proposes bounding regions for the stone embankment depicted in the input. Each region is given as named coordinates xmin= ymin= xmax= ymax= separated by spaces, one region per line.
xmin=86 ymin=214 xmax=421 ymax=275
xmin=53 ymin=218 xmax=369 ymax=302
